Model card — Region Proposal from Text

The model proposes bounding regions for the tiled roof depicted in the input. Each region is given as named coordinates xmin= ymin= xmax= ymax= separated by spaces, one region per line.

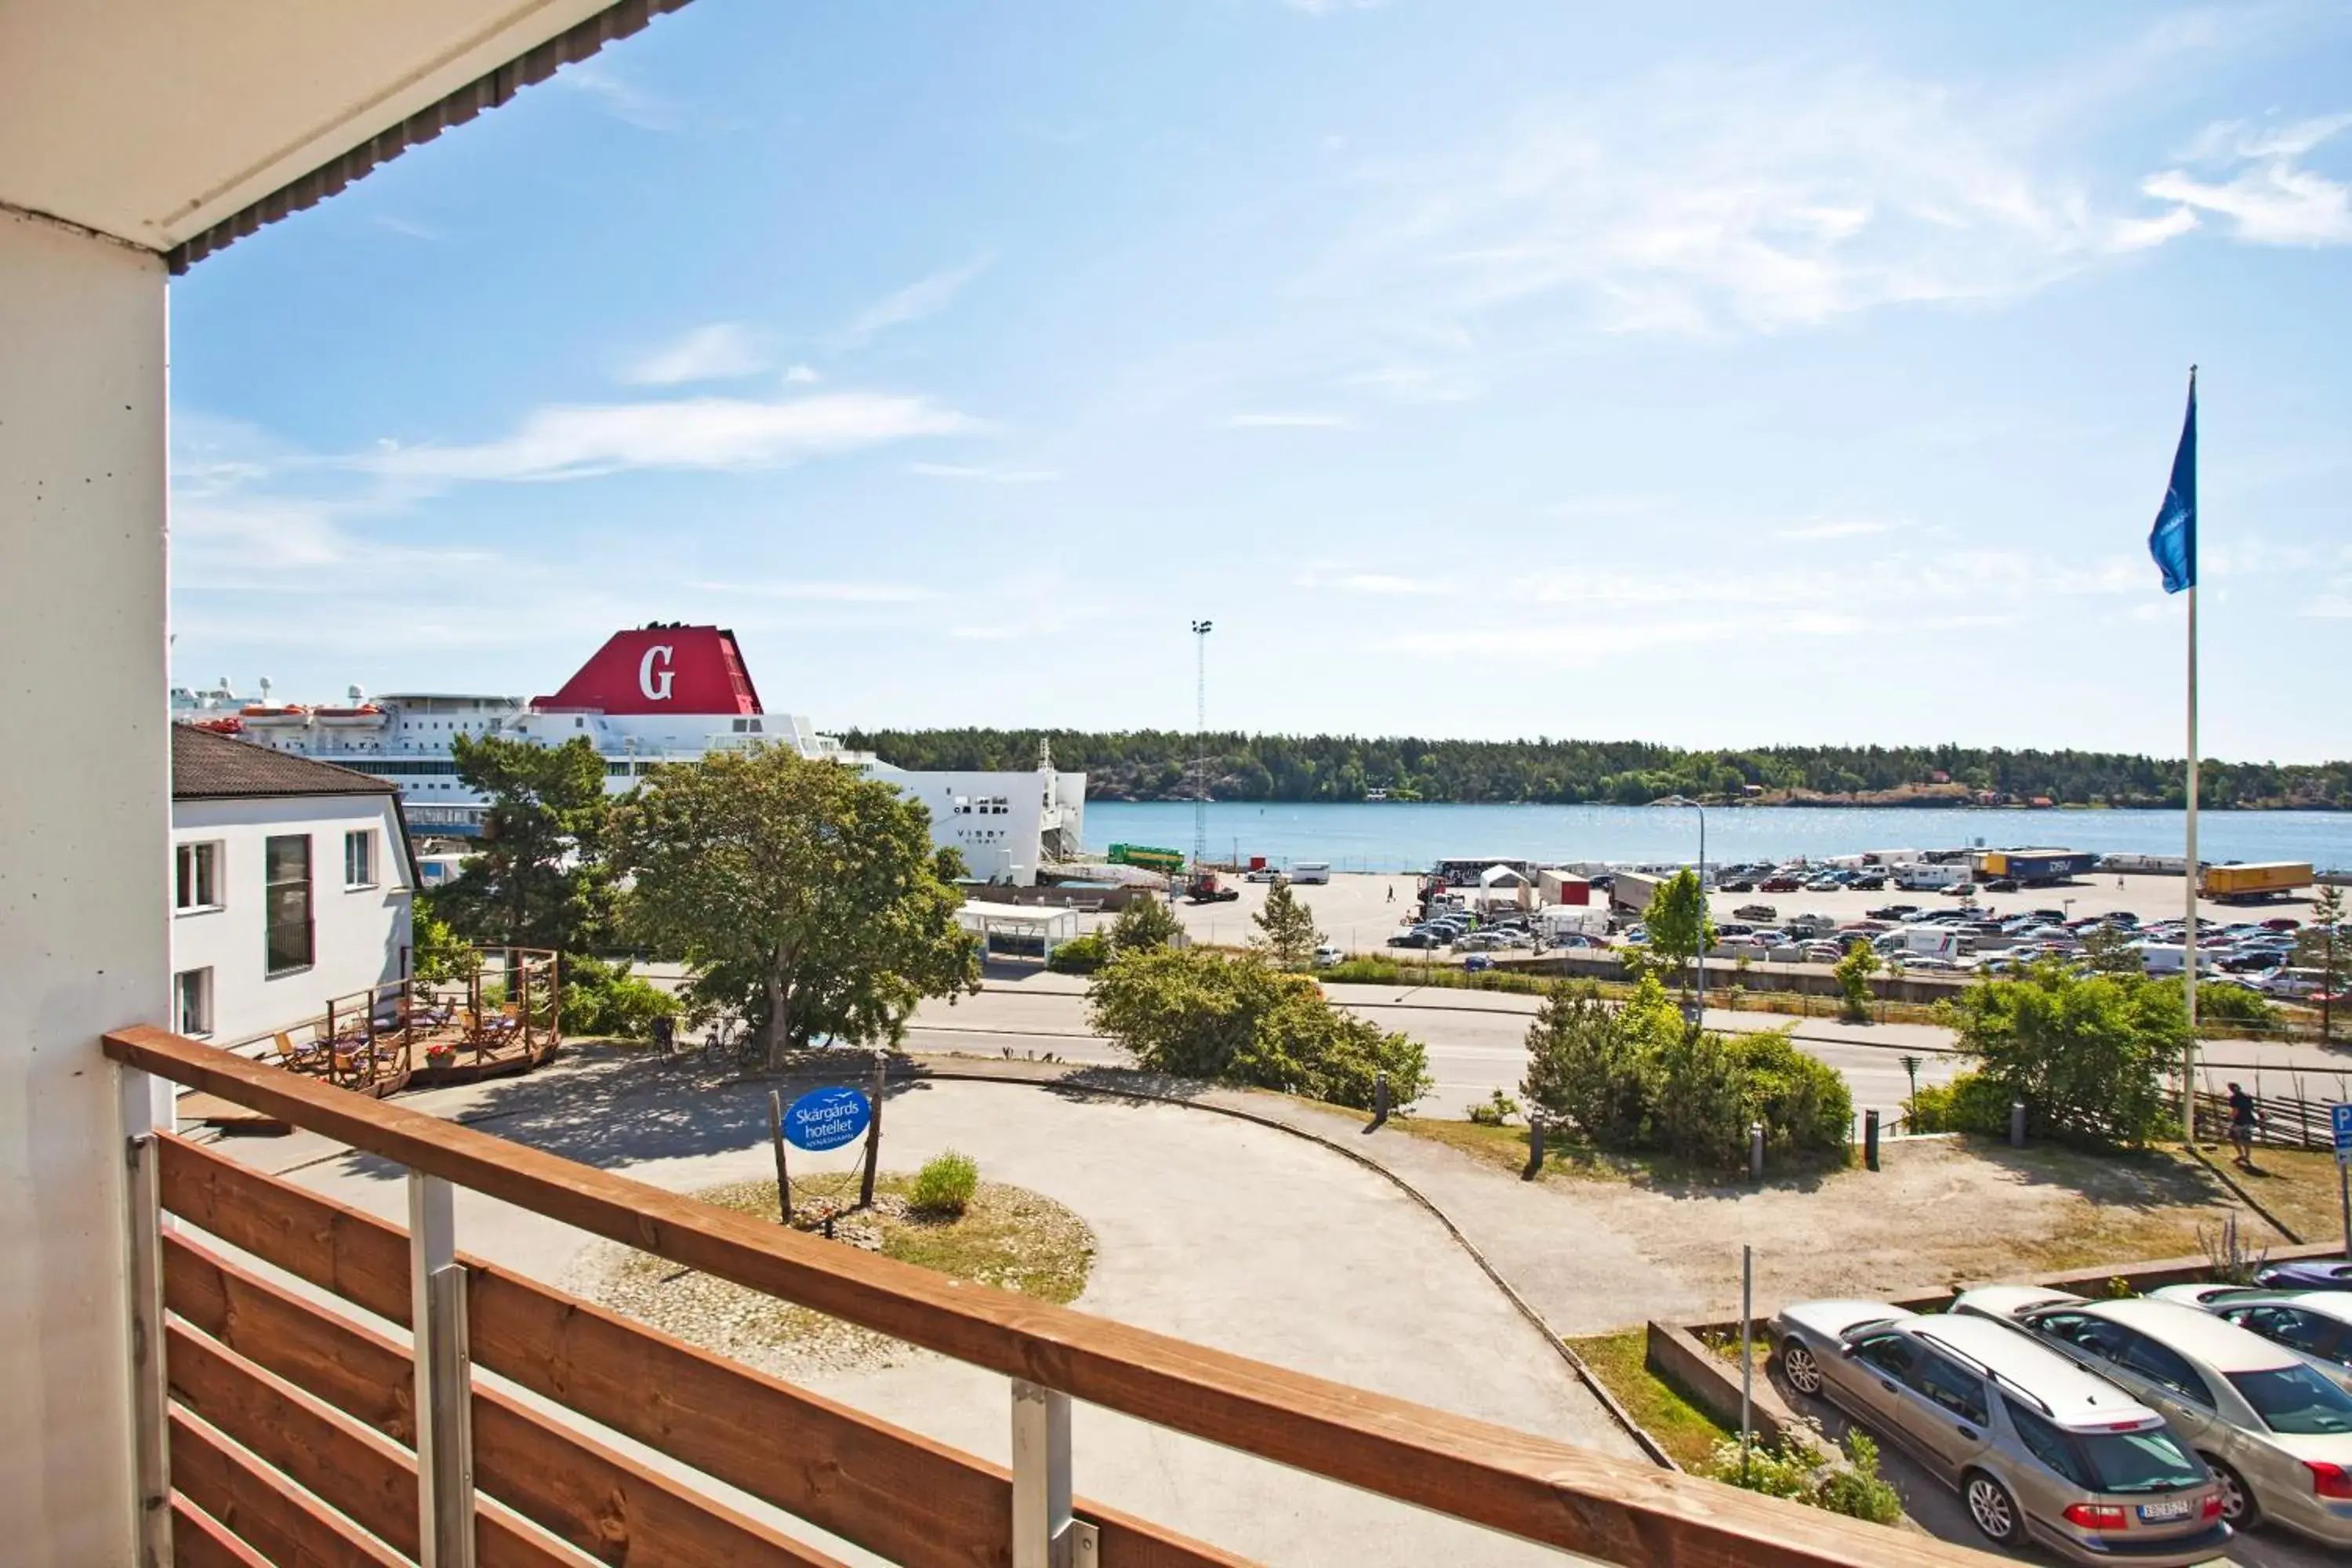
xmin=170 ymin=724 xmax=401 ymax=800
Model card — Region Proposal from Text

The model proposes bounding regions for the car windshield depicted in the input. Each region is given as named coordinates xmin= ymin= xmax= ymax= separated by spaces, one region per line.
xmin=2226 ymin=1365 xmax=2352 ymax=1435
xmin=2071 ymin=1428 xmax=2205 ymax=1493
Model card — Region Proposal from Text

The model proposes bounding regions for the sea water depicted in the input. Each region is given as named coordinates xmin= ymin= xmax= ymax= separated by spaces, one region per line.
xmin=1083 ymin=800 xmax=2352 ymax=875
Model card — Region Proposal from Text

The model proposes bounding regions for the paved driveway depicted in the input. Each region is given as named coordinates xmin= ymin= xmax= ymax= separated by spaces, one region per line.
xmin=227 ymin=1051 xmax=1638 ymax=1566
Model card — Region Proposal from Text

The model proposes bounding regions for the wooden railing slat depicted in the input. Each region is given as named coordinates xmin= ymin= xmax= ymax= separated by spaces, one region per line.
xmin=165 ymin=1221 xmax=853 ymax=1568
xmin=166 ymin=1316 xmax=579 ymax=1568
xmin=169 ymin=1405 xmax=406 ymax=1567
xmin=121 ymin=1027 xmax=1999 ymax=1567
xmin=170 ymin=1493 xmax=275 ymax=1568
xmin=166 ymin=1133 xmax=1254 ymax=1568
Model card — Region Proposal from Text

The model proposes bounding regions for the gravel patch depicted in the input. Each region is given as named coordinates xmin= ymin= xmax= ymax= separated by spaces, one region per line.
xmin=564 ymin=1172 xmax=1094 ymax=1379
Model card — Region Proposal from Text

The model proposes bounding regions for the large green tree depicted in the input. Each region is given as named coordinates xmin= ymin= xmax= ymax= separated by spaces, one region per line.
xmin=430 ymin=734 xmax=615 ymax=956
xmin=1641 ymin=869 xmax=1715 ymax=1003
xmin=616 ymin=746 xmax=978 ymax=1067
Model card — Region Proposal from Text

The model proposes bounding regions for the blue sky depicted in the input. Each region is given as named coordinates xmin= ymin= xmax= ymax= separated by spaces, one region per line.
xmin=170 ymin=1 xmax=2352 ymax=760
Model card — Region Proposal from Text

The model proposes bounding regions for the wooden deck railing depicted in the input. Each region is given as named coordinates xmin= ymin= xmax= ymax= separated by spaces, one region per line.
xmin=108 ymin=1023 xmax=2001 ymax=1567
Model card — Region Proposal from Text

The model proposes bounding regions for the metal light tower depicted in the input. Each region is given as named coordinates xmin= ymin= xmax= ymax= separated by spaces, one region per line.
xmin=1190 ymin=619 xmax=1213 ymax=872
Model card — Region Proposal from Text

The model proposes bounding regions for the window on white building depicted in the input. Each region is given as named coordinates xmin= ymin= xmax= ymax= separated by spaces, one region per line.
xmin=265 ymin=834 xmax=313 ymax=975
xmin=344 ymin=829 xmax=375 ymax=888
xmin=174 ymin=841 xmax=221 ymax=912
xmin=173 ymin=967 xmax=212 ymax=1037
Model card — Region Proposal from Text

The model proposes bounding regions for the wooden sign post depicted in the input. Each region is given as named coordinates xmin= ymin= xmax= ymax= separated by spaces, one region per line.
xmin=768 ymin=1088 xmax=792 ymax=1225
xmin=858 ymin=1051 xmax=885 ymax=1209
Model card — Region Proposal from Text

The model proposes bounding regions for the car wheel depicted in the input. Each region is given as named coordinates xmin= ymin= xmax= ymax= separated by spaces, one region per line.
xmin=1963 ymin=1471 xmax=2022 ymax=1547
xmin=1780 ymin=1341 xmax=1824 ymax=1397
xmin=2204 ymin=1456 xmax=2258 ymax=1526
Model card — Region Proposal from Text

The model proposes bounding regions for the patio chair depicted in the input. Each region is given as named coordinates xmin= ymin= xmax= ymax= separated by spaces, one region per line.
xmin=270 ymin=1032 xmax=326 ymax=1073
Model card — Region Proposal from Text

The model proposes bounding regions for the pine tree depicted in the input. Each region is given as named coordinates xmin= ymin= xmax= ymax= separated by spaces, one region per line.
xmin=1251 ymin=882 xmax=1324 ymax=970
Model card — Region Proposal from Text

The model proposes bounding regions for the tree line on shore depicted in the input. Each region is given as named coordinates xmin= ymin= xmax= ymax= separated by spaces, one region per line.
xmin=840 ymin=728 xmax=2352 ymax=810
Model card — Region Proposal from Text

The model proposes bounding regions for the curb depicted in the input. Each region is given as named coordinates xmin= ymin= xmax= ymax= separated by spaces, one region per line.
xmin=904 ymin=1058 xmax=1678 ymax=1471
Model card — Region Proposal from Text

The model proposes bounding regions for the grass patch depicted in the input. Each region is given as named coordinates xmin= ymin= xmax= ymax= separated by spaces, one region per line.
xmin=2214 ymin=1145 xmax=2352 ymax=1245
xmin=1564 ymin=1329 xmax=1736 ymax=1470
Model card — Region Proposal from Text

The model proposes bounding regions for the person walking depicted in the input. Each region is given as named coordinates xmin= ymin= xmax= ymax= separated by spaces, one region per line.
xmin=1386 ymin=884 xmax=1395 ymax=903
xmin=2225 ymin=1080 xmax=2259 ymax=1167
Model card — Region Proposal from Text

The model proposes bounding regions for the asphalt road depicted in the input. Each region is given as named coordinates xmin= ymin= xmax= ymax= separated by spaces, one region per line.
xmin=909 ymin=971 xmax=2352 ymax=1121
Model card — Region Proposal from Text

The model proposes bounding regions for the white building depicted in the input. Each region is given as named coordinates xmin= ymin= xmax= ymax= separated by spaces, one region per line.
xmin=169 ymin=726 xmax=415 ymax=1048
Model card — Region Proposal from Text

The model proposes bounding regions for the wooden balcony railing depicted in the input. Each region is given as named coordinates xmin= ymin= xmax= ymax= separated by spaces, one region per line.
xmin=107 ymin=1023 xmax=2000 ymax=1567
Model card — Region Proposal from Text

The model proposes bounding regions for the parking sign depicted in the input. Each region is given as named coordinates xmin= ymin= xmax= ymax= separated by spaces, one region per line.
xmin=2335 ymin=1103 xmax=2352 ymax=1167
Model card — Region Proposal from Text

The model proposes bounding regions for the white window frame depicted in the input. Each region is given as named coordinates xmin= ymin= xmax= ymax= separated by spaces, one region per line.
xmin=174 ymin=840 xmax=223 ymax=914
xmin=343 ymin=828 xmax=376 ymax=890
xmin=172 ymin=967 xmax=213 ymax=1038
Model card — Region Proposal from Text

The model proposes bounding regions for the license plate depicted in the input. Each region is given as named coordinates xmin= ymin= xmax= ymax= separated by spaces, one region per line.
xmin=2136 ymin=1497 xmax=2194 ymax=1522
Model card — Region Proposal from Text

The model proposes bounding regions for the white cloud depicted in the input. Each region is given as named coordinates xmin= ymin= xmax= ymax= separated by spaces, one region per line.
xmin=1335 ymin=573 xmax=1438 ymax=595
xmin=782 ymin=364 xmax=822 ymax=384
xmin=1336 ymin=61 xmax=2226 ymax=338
xmin=1217 ymin=412 xmax=1352 ymax=429
xmin=1342 ymin=365 xmax=1479 ymax=404
xmin=691 ymin=579 xmax=943 ymax=604
xmin=2142 ymin=113 xmax=2352 ymax=245
xmin=556 ymin=63 xmax=680 ymax=132
xmin=626 ymin=325 xmax=771 ymax=385
xmin=1774 ymin=518 xmax=1897 ymax=542
xmin=1284 ymin=0 xmax=1381 ymax=13
xmin=909 ymin=463 xmax=1062 ymax=484
xmin=625 ymin=323 xmax=771 ymax=386
xmin=837 ymin=256 xmax=991 ymax=343
xmin=366 ymin=393 xmax=975 ymax=484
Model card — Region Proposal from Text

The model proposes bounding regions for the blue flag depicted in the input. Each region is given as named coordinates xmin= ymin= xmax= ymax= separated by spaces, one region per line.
xmin=2148 ymin=369 xmax=2197 ymax=593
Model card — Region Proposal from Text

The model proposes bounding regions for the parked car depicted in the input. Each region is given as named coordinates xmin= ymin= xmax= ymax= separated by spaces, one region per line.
xmin=1804 ymin=877 xmax=1842 ymax=892
xmin=1717 ymin=877 xmax=1757 ymax=893
xmin=1733 ymin=903 xmax=1779 ymax=921
xmin=1312 ymin=944 xmax=1343 ymax=968
xmin=2256 ymin=1261 xmax=2352 ymax=1293
xmin=1772 ymin=1301 xmax=2227 ymax=1562
xmin=1869 ymin=904 xmax=1921 ymax=921
xmin=1760 ymin=877 xmax=1802 ymax=893
xmin=1802 ymin=942 xmax=1843 ymax=964
xmin=1787 ymin=913 xmax=1835 ymax=937
xmin=2148 ymin=1287 xmax=2352 ymax=1395
xmin=1952 ymin=1287 xmax=2352 ymax=1544
xmin=1243 ymin=866 xmax=1283 ymax=883
xmin=1850 ymin=873 xmax=1889 ymax=891
xmin=1942 ymin=882 xmax=1980 ymax=898
xmin=1386 ymin=930 xmax=1441 ymax=949
xmin=1984 ymin=877 xmax=2020 ymax=893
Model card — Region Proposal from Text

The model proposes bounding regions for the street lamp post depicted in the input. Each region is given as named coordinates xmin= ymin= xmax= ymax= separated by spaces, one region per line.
xmin=1667 ymin=796 xmax=1708 ymax=1021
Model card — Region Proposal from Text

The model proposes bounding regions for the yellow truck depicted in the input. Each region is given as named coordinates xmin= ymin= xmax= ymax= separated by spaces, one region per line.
xmin=2199 ymin=862 xmax=2314 ymax=902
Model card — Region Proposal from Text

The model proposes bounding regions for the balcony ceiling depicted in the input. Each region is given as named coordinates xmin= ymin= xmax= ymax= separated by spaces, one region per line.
xmin=0 ymin=1 xmax=685 ymax=265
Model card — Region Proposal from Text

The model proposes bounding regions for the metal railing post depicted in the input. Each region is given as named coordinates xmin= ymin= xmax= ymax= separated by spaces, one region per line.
xmin=409 ymin=1172 xmax=476 ymax=1568
xmin=1011 ymin=1379 xmax=1096 ymax=1567
xmin=121 ymin=1066 xmax=172 ymax=1566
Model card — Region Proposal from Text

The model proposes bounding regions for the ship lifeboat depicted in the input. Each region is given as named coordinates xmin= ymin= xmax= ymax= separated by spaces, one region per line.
xmin=238 ymin=706 xmax=312 ymax=728
xmin=313 ymin=705 xmax=388 ymax=728
xmin=189 ymin=716 xmax=245 ymax=735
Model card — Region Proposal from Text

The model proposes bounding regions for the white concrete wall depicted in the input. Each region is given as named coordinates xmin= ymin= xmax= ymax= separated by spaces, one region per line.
xmin=172 ymin=794 xmax=412 ymax=1045
xmin=0 ymin=210 xmax=167 ymax=1566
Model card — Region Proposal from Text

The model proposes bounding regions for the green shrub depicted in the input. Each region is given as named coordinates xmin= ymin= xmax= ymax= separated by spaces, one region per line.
xmin=1047 ymin=933 xmax=1111 ymax=974
xmin=1701 ymin=1428 xmax=1900 ymax=1525
xmin=1522 ymin=977 xmax=1847 ymax=1170
xmin=1108 ymin=898 xmax=1185 ymax=954
xmin=1088 ymin=946 xmax=1431 ymax=1110
xmin=909 ymin=1150 xmax=980 ymax=1216
xmin=560 ymin=955 xmax=681 ymax=1040
xmin=1733 ymin=1029 xmax=1855 ymax=1160
xmin=1903 ymin=1069 xmax=2013 ymax=1135
xmin=1947 ymin=966 xmax=2186 ymax=1147
xmin=2183 ymin=979 xmax=2278 ymax=1026
xmin=1833 ymin=943 xmax=1880 ymax=1022
xmin=1465 ymin=1090 xmax=1521 ymax=1126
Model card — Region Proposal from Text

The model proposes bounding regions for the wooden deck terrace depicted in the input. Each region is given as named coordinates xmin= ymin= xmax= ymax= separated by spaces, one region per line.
xmin=107 ymin=1024 xmax=2005 ymax=1568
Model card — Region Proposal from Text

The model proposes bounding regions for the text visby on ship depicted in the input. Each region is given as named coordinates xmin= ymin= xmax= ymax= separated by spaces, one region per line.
xmin=170 ymin=625 xmax=1085 ymax=884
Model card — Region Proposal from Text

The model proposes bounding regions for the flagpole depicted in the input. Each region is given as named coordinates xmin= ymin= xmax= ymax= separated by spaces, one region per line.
xmin=2183 ymin=575 xmax=2200 ymax=1145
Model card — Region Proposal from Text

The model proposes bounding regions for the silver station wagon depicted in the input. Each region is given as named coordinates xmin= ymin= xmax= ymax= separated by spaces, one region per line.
xmin=1773 ymin=1300 xmax=2229 ymax=1563
xmin=1955 ymin=1287 xmax=2352 ymax=1550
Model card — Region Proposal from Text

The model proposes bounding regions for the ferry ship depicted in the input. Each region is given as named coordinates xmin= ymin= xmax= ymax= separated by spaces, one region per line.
xmin=170 ymin=625 xmax=1086 ymax=884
